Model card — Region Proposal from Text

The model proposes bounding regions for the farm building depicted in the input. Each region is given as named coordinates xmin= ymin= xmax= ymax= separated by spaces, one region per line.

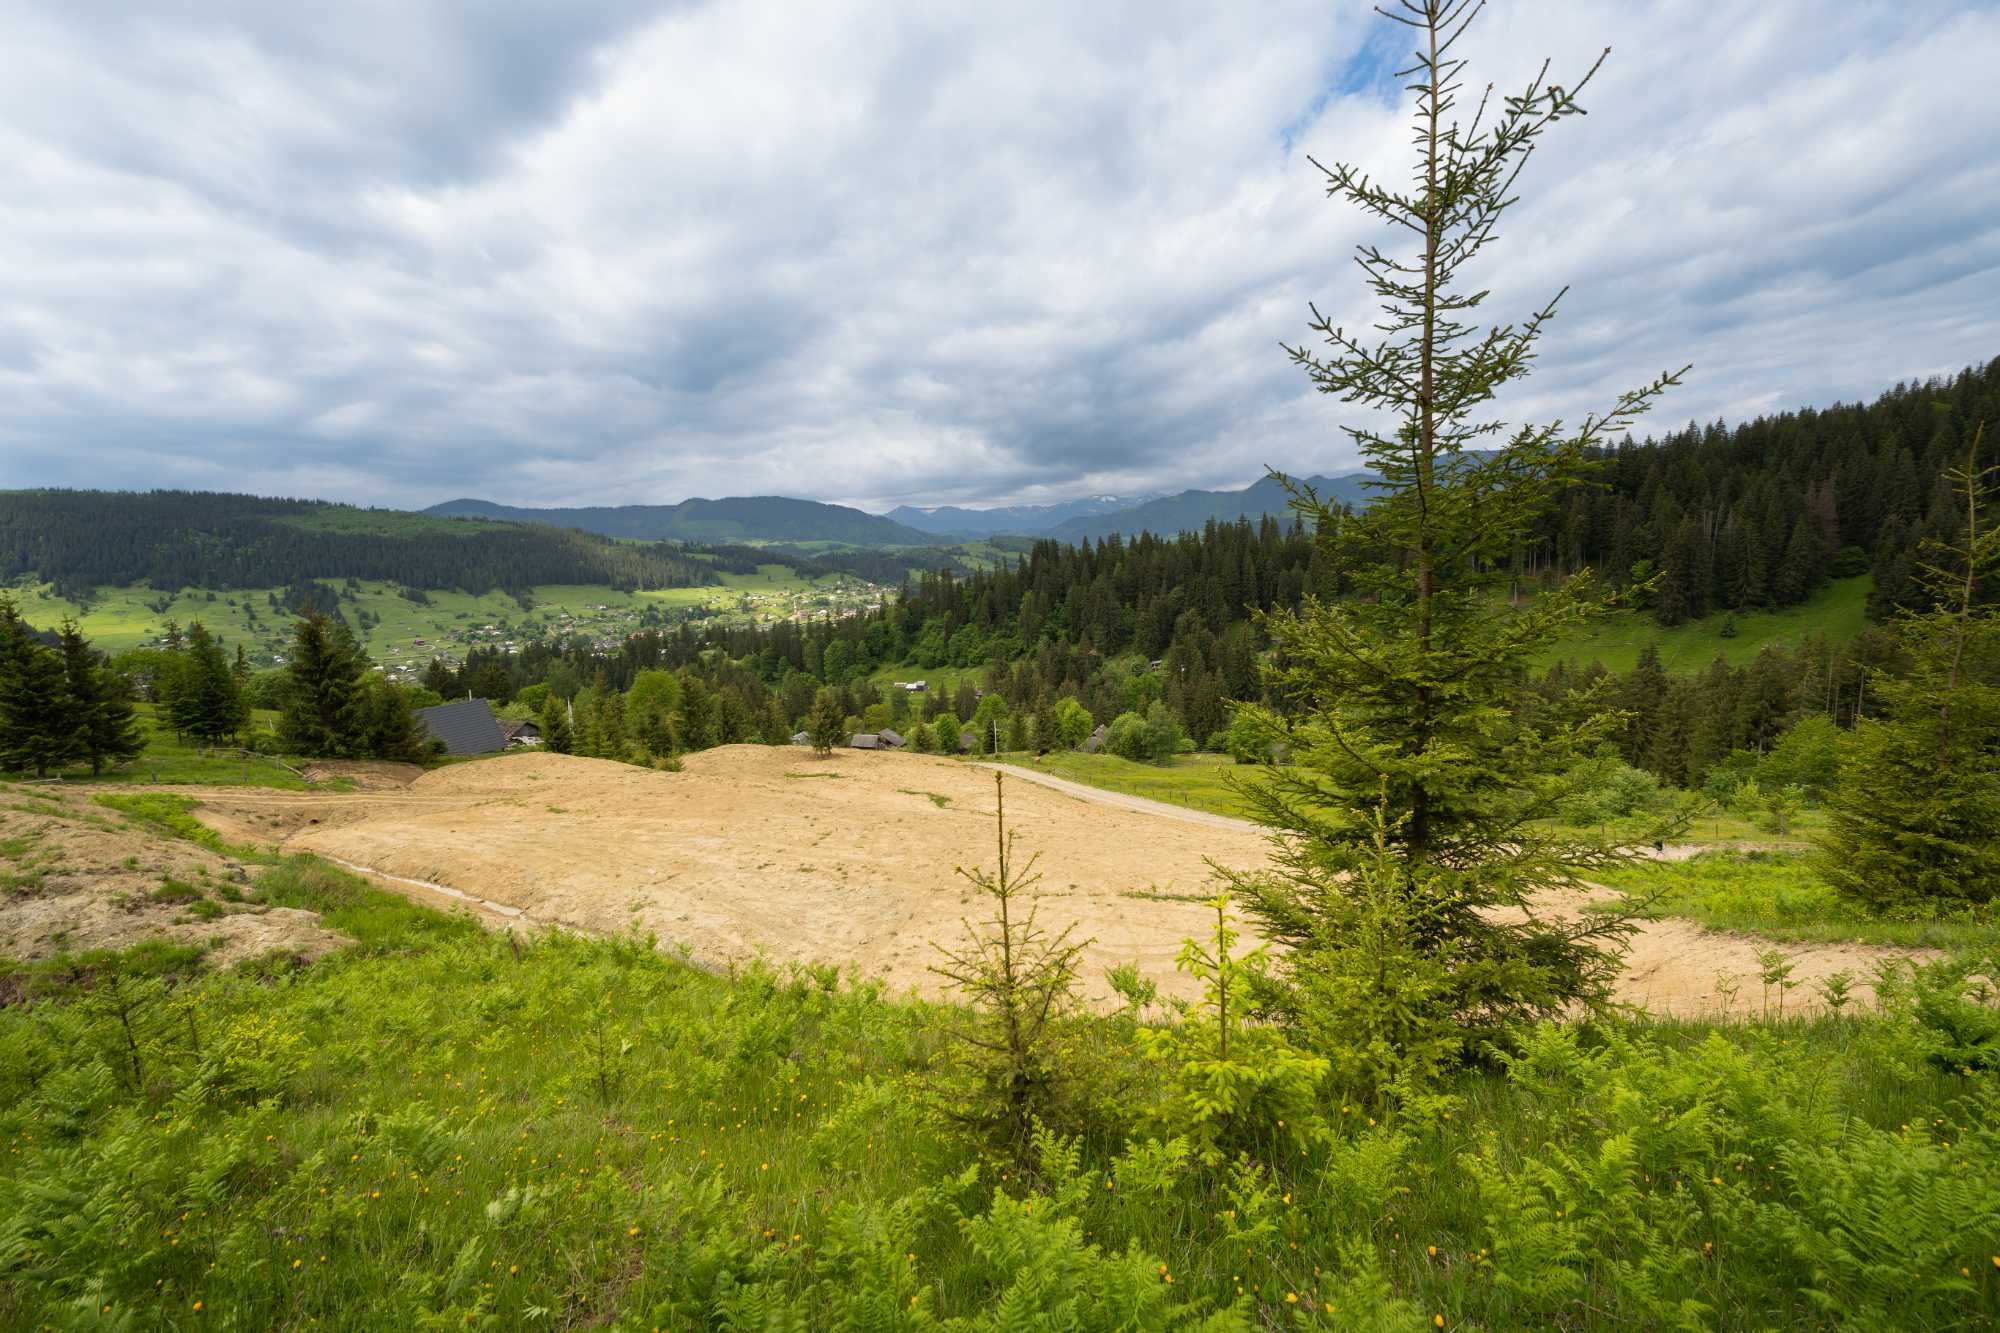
xmin=877 ymin=728 xmax=906 ymax=748
xmin=417 ymin=698 xmax=508 ymax=756
xmin=791 ymin=730 xmax=811 ymax=746
xmin=849 ymin=733 xmax=885 ymax=750
xmin=496 ymin=719 xmax=542 ymax=747
xmin=1082 ymin=723 xmax=1109 ymax=754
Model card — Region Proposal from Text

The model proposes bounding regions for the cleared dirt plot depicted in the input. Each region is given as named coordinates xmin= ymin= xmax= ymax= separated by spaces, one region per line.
xmin=0 ymin=784 xmax=345 ymax=971
xmin=181 ymin=748 xmax=1938 ymax=1014
xmin=195 ymin=747 xmax=1271 ymax=1004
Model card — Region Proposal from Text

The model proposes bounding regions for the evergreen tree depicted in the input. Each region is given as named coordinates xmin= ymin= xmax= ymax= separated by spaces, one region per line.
xmin=278 ymin=614 xmax=367 ymax=757
xmin=58 ymin=620 xmax=142 ymax=775
xmin=1232 ymin=1 xmax=1685 ymax=1064
xmin=361 ymin=678 xmax=434 ymax=763
xmin=169 ymin=622 xmax=249 ymax=746
xmin=1820 ymin=431 xmax=2000 ymax=910
xmin=805 ymin=687 xmax=846 ymax=756
xmin=0 ymin=599 xmax=78 ymax=776
xmin=539 ymin=697 xmax=574 ymax=754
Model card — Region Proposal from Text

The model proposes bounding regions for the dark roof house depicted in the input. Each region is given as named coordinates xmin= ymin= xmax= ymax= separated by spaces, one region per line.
xmin=417 ymin=698 xmax=508 ymax=756
xmin=877 ymin=729 xmax=905 ymax=748
xmin=496 ymin=719 xmax=542 ymax=746
xmin=1082 ymin=723 xmax=1109 ymax=754
xmin=849 ymin=733 xmax=884 ymax=750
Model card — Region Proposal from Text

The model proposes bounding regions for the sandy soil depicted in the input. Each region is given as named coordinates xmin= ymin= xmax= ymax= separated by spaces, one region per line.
xmin=194 ymin=747 xmax=1265 ymax=1004
xmin=181 ymin=748 xmax=1939 ymax=1016
xmin=0 ymin=783 xmax=345 ymax=972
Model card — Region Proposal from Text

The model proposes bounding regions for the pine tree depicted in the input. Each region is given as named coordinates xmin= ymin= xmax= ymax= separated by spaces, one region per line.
xmin=362 ymin=678 xmax=434 ymax=763
xmin=58 ymin=620 xmax=142 ymax=775
xmin=170 ymin=622 xmax=249 ymax=746
xmin=805 ymin=687 xmax=846 ymax=756
xmin=1231 ymin=0 xmax=1685 ymax=1058
xmin=1821 ymin=429 xmax=2000 ymax=910
xmin=539 ymin=697 xmax=574 ymax=754
xmin=0 ymin=604 xmax=78 ymax=777
xmin=278 ymin=614 xmax=366 ymax=757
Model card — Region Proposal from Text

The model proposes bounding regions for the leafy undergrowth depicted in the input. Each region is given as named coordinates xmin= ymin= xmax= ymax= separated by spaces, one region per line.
xmin=1599 ymin=850 xmax=2000 ymax=952
xmin=1 ymin=859 xmax=1997 ymax=1328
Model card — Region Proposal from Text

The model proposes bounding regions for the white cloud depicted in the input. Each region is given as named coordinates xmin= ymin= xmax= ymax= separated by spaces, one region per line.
xmin=0 ymin=0 xmax=1994 ymax=510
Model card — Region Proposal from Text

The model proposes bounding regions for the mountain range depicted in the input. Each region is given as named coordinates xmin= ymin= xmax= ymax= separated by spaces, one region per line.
xmin=427 ymin=470 xmax=1374 ymax=547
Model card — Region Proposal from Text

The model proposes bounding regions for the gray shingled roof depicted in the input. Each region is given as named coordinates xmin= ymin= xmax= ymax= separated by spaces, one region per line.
xmin=417 ymin=698 xmax=508 ymax=756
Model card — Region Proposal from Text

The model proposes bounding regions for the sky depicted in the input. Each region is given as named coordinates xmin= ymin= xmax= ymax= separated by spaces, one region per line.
xmin=2 ymin=0 xmax=1996 ymax=513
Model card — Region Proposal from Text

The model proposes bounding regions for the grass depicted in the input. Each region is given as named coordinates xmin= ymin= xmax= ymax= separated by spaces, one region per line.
xmin=91 ymin=792 xmax=255 ymax=857
xmin=1598 ymin=848 xmax=2000 ymax=951
xmin=1544 ymin=575 xmax=1871 ymax=674
xmin=10 ymin=568 xmax=888 ymax=664
xmin=994 ymin=750 xmax=1265 ymax=820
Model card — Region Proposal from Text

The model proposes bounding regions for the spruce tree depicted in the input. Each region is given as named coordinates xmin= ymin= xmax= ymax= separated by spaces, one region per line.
xmin=362 ymin=678 xmax=434 ymax=763
xmin=170 ymin=622 xmax=249 ymax=746
xmin=1820 ymin=429 xmax=2000 ymax=910
xmin=805 ymin=686 xmax=846 ymax=756
xmin=279 ymin=614 xmax=367 ymax=757
xmin=0 ymin=607 xmax=77 ymax=777
xmin=1231 ymin=0 xmax=1685 ymax=1057
xmin=58 ymin=620 xmax=143 ymax=775
xmin=538 ymin=697 xmax=574 ymax=754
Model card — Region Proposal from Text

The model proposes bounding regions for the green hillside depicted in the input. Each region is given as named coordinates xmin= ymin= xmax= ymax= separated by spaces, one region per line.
xmin=10 ymin=567 xmax=890 ymax=666
xmin=1546 ymin=575 xmax=1871 ymax=674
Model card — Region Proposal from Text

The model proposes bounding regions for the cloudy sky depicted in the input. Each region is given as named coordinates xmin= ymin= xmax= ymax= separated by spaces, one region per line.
xmin=2 ymin=0 xmax=1996 ymax=512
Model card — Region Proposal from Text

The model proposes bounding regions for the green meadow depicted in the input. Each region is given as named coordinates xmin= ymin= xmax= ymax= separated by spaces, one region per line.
xmin=10 ymin=566 xmax=883 ymax=664
xmin=1544 ymin=576 xmax=1870 ymax=674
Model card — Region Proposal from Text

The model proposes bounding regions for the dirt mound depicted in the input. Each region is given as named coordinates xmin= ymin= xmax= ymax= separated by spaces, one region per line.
xmin=0 ymin=783 xmax=345 ymax=972
xmin=300 ymin=759 xmax=427 ymax=791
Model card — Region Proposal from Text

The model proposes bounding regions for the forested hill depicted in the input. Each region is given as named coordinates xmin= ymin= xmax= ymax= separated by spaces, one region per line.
xmin=426 ymin=495 xmax=933 ymax=545
xmin=0 ymin=490 xmax=745 ymax=598
xmin=1541 ymin=357 xmax=2000 ymax=623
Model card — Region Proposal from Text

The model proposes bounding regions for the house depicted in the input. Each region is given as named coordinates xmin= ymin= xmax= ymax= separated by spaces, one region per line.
xmin=791 ymin=730 xmax=811 ymax=746
xmin=496 ymin=718 xmax=542 ymax=747
xmin=849 ymin=733 xmax=885 ymax=750
xmin=897 ymin=680 xmax=928 ymax=693
xmin=416 ymin=698 xmax=508 ymax=756
xmin=877 ymin=728 xmax=906 ymax=749
xmin=1082 ymin=723 xmax=1109 ymax=754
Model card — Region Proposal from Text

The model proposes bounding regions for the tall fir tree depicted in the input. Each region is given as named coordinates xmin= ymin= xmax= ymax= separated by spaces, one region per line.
xmin=0 ymin=599 xmax=78 ymax=776
xmin=168 ymin=622 xmax=248 ymax=746
xmin=538 ymin=696 xmax=574 ymax=754
xmin=1820 ymin=429 xmax=2000 ymax=910
xmin=279 ymin=614 xmax=368 ymax=757
xmin=1230 ymin=0 xmax=1685 ymax=1062
xmin=58 ymin=620 xmax=143 ymax=775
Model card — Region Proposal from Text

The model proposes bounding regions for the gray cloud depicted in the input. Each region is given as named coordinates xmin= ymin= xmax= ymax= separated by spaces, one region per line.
xmin=0 ymin=0 xmax=1995 ymax=511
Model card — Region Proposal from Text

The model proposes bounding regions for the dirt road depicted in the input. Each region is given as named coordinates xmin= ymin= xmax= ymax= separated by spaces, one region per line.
xmin=182 ymin=748 xmax=1935 ymax=1016
xmin=974 ymin=762 xmax=1261 ymax=832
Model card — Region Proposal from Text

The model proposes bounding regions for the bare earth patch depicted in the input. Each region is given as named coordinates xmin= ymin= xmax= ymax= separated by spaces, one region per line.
xmin=0 ymin=784 xmax=345 ymax=971
xmin=193 ymin=747 xmax=1266 ymax=1004
xmin=181 ymin=749 xmax=1939 ymax=1016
